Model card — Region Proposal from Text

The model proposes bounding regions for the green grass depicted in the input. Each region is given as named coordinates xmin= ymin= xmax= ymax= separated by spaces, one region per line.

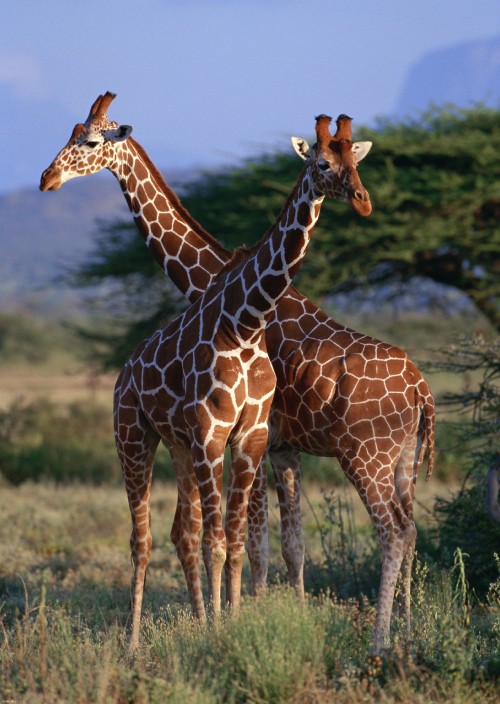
xmin=0 ymin=483 xmax=498 ymax=703
xmin=0 ymin=311 xmax=498 ymax=700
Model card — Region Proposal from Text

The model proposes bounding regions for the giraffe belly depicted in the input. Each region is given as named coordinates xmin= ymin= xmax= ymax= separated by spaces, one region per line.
xmin=268 ymin=350 xmax=421 ymax=463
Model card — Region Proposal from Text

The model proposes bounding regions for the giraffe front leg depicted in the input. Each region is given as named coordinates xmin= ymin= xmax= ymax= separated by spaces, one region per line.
xmin=246 ymin=456 xmax=270 ymax=596
xmin=270 ymin=446 xmax=305 ymax=600
xmin=128 ymin=496 xmax=152 ymax=656
xmin=191 ymin=440 xmax=226 ymax=618
xmin=169 ymin=445 xmax=206 ymax=620
xmin=114 ymin=399 xmax=159 ymax=657
xmin=225 ymin=428 xmax=269 ymax=613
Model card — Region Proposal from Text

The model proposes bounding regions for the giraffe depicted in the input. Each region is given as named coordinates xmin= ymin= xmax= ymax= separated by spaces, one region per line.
xmin=40 ymin=92 xmax=433 ymax=651
xmin=40 ymin=96 xmax=372 ymax=653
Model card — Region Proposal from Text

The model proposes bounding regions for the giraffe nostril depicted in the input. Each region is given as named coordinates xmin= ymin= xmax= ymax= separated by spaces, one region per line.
xmin=354 ymin=189 xmax=365 ymax=201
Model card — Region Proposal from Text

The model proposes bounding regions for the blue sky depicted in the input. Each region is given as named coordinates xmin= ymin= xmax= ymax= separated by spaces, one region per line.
xmin=1 ymin=0 xmax=499 ymax=193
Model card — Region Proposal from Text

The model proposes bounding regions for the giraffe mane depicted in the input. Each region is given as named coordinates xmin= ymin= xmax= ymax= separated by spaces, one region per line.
xmin=213 ymin=166 xmax=310 ymax=278
xmin=249 ymin=167 xmax=310 ymax=251
xmin=214 ymin=245 xmax=253 ymax=278
xmin=128 ymin=137 xmax=233 ymax=260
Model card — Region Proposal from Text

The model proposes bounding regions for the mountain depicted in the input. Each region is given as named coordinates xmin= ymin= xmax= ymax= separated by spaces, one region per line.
xmin=394 ymin=35 xmax=500 ymax=116
xmin=0 ymin=175 xmax=128 ymax=314
xmin=0 ymin=168 xmax=200 ymax=316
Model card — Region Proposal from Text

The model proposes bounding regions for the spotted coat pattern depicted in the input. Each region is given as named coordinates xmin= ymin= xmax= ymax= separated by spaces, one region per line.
xmin=40 ymin=93 xmax=433 ymax=652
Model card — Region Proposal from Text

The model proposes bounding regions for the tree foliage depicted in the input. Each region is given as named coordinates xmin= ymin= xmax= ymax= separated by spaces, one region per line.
xmin=181 ymin=104 xmax=500 ymax=326
xmin=427 ymin=336 xmax=500 ymax=595
xmin=72 ymin=104 xmax=500 ymax=368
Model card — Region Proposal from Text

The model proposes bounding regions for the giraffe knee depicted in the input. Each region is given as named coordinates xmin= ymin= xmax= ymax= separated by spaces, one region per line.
xmin=171 ymin=529 xmax=199 ymax=560
xmin=226 ymin=546 xmax=245 ymax=575
xmin=282 ymin=530 xmax=305 ymax=580
xmin=130 ymin=526 xmax=152 ymax=562
xmin=402 ymin=521 xmax=417 ymax=551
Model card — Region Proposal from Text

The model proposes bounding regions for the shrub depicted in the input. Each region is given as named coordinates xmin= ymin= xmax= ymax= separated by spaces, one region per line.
xmin=0 ymin=399 xmax=117 ymax=484
xmin=428 ymin=336 xmax=500 ymax=596
xmin=0 ymin=398 xmax=177 ymax=485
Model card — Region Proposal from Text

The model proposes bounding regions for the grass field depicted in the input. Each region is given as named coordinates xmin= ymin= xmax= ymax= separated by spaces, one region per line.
xmin=0 ymin=309 xmax=498 ymax=701
xmin=0 ymin=481 xmax=498 ymax=703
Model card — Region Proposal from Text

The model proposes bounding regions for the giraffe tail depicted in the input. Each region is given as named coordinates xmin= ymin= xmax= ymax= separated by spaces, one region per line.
xmin=417 ymin=382 xmax=435 ymax=482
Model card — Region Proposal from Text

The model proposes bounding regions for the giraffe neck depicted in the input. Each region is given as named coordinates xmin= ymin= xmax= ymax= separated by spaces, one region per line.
xmin=111 ymin=137 xmax=231 ymax=302
xmin=222 ymin=168 xmax=324 ymax=340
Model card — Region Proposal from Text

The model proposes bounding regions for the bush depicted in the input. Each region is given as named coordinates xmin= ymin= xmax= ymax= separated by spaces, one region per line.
xmin=304 ymin=488 xmax=380 ymax=600
xmin=0 ymin=399 xmax=118 ymax=484
xmin=0 ymin=312 xmax=61 ymax=365
xmin=0 ymin=398 xmax=177 ymax=485
xmin=427 ymin=335 xmax=500 ymax=596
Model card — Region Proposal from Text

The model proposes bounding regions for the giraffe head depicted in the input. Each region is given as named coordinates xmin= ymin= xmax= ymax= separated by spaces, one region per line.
xmin=40 ymin=92 xmax=133 ymax=191
xmin=291 ymin=114 xmax=372 ymax=216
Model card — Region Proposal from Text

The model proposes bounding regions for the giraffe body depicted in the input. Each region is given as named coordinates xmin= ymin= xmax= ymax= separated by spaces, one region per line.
xmin=114 ymin=262 xmax=275 ymax=647
xmin=40 ymin=92 xmax=432 ymax=651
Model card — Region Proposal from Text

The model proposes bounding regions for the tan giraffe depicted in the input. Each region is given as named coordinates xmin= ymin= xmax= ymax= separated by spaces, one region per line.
xmin=40 ymin=92 xmax=433 ymax=651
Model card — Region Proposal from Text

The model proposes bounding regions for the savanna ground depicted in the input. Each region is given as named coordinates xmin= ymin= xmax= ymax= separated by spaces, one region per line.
xmin=0 ymin=309 xmax=499 ymax=702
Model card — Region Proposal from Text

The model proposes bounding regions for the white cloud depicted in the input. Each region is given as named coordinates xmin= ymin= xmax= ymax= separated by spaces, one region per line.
xmin=0 ymin=51 xmax=49 ymax=99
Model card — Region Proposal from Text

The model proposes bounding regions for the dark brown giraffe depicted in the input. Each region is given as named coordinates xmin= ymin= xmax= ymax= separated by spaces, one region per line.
xmin=111 ymin=179 xmax=319 ymax=651
xmin=40 ymin=92 xmax=433 ymax=651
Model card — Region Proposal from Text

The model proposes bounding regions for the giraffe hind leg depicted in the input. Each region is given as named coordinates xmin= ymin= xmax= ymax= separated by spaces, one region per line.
xmin=169 ymin=444 xmax=206 ymax=620
xmin=269 ymin=446 xmax=305 ymax=600
xmin=394 ymin=434 xmax=420 ymax=643
xmin=346 ymin=456 xmax=416 ymax=653
xmin=374 ymin=520 xmax=416 ymax=653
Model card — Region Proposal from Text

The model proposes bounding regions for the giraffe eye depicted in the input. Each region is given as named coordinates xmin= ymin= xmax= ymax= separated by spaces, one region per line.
xmin=85 ymin=141 xmax=98 ymax=149
xmin=318 ymin=160 xmax=330 ymax=171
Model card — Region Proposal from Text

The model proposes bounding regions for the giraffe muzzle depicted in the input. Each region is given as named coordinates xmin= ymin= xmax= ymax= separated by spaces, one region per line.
xmin=350 ymin=188 xmax=372 ymax=217
xmin=39 ymin=166 xmax=63 ymax=192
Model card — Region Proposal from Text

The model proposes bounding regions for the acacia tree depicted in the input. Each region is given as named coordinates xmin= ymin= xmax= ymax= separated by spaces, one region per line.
xmin=73 ymin=105 xmax=500 ymax=368
xmin=429 ymin=336 xmax=500 ymax=594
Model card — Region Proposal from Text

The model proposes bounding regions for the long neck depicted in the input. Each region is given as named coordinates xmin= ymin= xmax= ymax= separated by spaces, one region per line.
xmin=222 ymin=168 xmax=324 ymax=340
xmin=111 ymin=137 xmax=231 ymax=302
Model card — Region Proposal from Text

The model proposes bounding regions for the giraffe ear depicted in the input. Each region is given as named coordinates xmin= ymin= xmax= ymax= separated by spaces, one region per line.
xmin=352 ymin=141 xmax=372 ymax=163
xmin=291 ymin=136 xmax=310 ymax=161
xmin=103 ymin=124 xmax=133 ymax=143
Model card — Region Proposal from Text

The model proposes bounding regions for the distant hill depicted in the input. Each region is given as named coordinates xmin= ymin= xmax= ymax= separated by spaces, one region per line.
xmin=0 ymin=175 xmax=128 ymax=314
xmin=0 ymin=168 xmax=200 ymax=316
xmin=394 ymin=35 xmax=500 ymax=116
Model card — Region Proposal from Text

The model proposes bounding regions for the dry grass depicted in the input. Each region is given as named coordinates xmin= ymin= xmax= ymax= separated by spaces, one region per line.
xmin=0 ymin=316 xmax=496 ymax=701
xmin=0 ymin=362 xmax=116 ymax=410
xmin=0 ymin=482 xmax=497 ymax=704
xmin=0 ymin=476 xmax=459 ymax=611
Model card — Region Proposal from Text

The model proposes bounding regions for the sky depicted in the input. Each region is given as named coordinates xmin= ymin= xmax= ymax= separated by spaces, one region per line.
xmin=1 ymin=0 xmax=499 ymax=194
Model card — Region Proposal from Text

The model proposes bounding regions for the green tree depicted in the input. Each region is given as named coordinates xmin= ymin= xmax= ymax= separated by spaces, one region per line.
xmin=72 ymin=104 xmax=500 ymax=368
xmin=428 ymin=335 xmax=500 ymax=595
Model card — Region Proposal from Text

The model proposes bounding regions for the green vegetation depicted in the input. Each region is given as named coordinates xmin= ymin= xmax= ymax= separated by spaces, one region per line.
xmin=0 ymin=397 xmax=176 ymax=484
xmin=0 ymin=398 xmax=117 ymax=485
xmin=0 ymin=483 xmax=498 ymax=703
xmin=71 ymin=105 xmax=499 ymax=369
xmin=1 ymin=104 xmax=499 ymax=702
xmin=0 ymin=322 xmax=498 ymax=702
xmin=427 ymin=335 xmax=500 ymax=595
xmin=0 ymin=312 xmax=61 ymax=365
